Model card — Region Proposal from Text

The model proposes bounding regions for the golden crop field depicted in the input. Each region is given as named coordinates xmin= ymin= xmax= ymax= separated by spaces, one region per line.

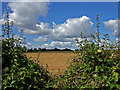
xmin=25 ymin=51 xmax=75 ymax=74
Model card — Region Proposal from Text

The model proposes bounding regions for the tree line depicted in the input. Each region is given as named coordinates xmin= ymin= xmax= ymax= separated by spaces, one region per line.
xmin=27 ymin=48 xmax=73 ymax=52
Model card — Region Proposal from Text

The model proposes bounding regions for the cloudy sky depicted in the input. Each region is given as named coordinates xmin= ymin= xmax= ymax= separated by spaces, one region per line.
xmin=1 ymin=1 xmax=119 ymax=49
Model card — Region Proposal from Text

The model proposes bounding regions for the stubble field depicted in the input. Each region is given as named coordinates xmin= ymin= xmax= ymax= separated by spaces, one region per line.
xmin=25 ymin=51 xmax=75 ymax=74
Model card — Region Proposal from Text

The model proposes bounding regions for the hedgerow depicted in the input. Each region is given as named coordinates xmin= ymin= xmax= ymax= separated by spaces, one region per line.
xmin=2 ymin=12 xmax=52 ymax=89
xmin=52 ymin=15 xmax=120 ymax=89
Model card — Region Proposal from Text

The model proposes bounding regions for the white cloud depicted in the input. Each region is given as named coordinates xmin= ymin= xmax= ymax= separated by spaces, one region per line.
xmin=19 ymin=42 xmax=32 ymax=49
xmin=35 ymin=41 xmax=73 ymax=49
xmin=8 ymin=1 xmax=50 ymax=35
xmin=114 ymin=38 xmax=120 ymax=46
xmin=50 ymin=41 xmax=72 ymax=48
xmin=6 ymin=1 xmax=96 ymax=49
xmin=49 ymin=16 xmax=95 ymax=41
xmin=103 ymin=19 xmax=119 ymax=36
xmin=33 ymin=37 xmax=48 ymax=42
xmin=26 ymin=42 xmax=32 ymax=46
xmin=32 ymin=37 xmax=92 ymax=49
xmin=31 ymin=16 xmax=95 ymax=45
xmin=23 ymin=23 xmax=51 ymax=35
xmin=0 ymin=19 xmax=4 ymax=25
xmin=19 ymin=16 xmax=95 ymax=39
xmin=115 ymin=38 xmax=120 ymax=42
xmin=40 ymin=41 xmax=83 ymax=50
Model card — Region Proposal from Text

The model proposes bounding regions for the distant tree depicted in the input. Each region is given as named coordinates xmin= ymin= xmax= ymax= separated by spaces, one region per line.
xmin=63 ymin=48 xmax=72 ymax=51
xmin=27 ymin=48 xmax=33 ymax=52
xmin=33 ymin=48 xmax=37 ymax=52
xmin=53 ymin=48 xmax=60 ymax=51
xmin=38 ymin=48 xmax=41 ymax=51
xmin=41 ymin=48 xmax=46 ymax=51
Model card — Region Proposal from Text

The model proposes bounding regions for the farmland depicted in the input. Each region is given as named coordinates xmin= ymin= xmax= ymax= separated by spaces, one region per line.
xmin=25 ymin=51 xmax=75 ymax=74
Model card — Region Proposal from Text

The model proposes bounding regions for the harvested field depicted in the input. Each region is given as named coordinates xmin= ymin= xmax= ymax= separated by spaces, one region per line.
xmin=25 ymin=51 xmax=75 ymax=74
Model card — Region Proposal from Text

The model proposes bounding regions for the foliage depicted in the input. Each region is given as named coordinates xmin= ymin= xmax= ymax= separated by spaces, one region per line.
xmin=2 ymin=12 xmax=52 ymax=89
xmin=52 ymin=15 xmax=120 ymax=89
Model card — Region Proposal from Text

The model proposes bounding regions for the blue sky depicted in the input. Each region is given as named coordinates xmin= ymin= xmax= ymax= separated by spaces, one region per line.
xmin=39 ymin=2 xmax=118 ymax=35
xmin=1 ymin=2 xmax=119 ymax=49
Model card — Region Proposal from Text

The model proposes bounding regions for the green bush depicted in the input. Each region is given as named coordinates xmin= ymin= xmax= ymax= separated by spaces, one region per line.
xmin=2 ymin=12 xmax=52 ymax=89
xmin=2 ymin=38 xmax=52 ymax=89
xmin=53 ymin=15 xmax=120 ymax=89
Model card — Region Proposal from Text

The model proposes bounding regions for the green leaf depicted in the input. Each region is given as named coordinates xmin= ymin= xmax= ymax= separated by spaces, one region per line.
xmin=100 ymin=69 xmax=103 ymax=72
xmin=3 ymin=80 xmax=8 ymax=85
xmin=7 ymin=76 xmax=11 ymax=81
xmin=14 ymin=59 xmax=17 ymax=61
xmin=41 ymin=79 xmax=44 ymax=81
xmin=95 ymin=51 xmax=97 ymax=55
xmin=34 ymin=77 xmax=37 ymax=82
xmin=4 ymin=67 xmax=9 ymax=72
xmin=110 ymin=83 xmax=115 ymax=89
xmin=116 ymin=84 xmax=120 ymax=89
xmin=91 ymin=56 xmax=94 ymax=59
xmin=103 ymin=76 xmax=107 ymax=80
xmin=114 ymin=72 xmax=119 ymax=82
xmin=11 ymin=80 xmax=16 ymax=84
xmin=19 ymin=72 xmax=24 ymax=75
xmin=4 ymin=86 xmax=9 ymax=89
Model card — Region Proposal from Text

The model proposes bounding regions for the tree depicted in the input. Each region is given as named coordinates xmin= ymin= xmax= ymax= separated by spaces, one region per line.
xmin=38 ymin=48 xmax=41 ymax=51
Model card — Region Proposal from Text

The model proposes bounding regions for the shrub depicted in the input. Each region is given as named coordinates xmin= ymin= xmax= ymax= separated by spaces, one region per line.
xmin=2 ymin=38 xmax=53 ymax=89
xmin=54 ymin=15 xmax=120 ymax=89
xmin=2 ymin=12 xmax=52 ymax=89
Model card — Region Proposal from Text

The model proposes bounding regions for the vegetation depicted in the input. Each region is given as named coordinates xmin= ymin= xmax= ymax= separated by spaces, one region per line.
xmin=2 ymin=12 xmax=52 ymax=89
xmin=51 ymin=15 xmax=120 ymax=89
xmin=2 ymin=13 xmax=120 ymax=89
xmin=27 ymin=48 xmax=73 ymax=52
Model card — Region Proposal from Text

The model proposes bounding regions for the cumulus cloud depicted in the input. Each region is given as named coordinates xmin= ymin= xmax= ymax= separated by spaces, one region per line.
xmin=103 ymin=19 xmax=119 ymax=36
xmin=114 ymin=38 xmax=120 ymax=46
xmin=26 ymin=42 xmax=32 ymax=46
xmin=19 ymin=42 xmax=32 ymax=48
xmin=31 ymin=16 xmax=95 ymax=45
xmin=33 ymin=37 xmax=48 ymax=42
xmin=50 ymin=41 xmax=72 ymax=48
xmin=23 ymin=23 xmax=51 ymax=35
xmin=0 ymin=19 xmax=4 ymax=25
xmin=34 ymin=41 xmax=73 ymax=49
xmin=32 ymin=16 xmax=95 ymax=49
xmin=32 ymin=37 xmax=92 ymax=49
xmin=8 ymin=1 xmax=50 ymax=35
xmin=6 ymin=1 xmax=96 ymax=49
xmin=19 ymin=16 xmax=94 ymax=39
xmin=49 ymin=16 xmax=95 ymax=41
xmin=115 ymin=38 xmax=120 ymax=42
xmin=40 ymin=41 xmax=81 ymax=50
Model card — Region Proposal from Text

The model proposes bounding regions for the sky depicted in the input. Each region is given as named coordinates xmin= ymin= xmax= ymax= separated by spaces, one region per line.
xmin=1 ymin=1 xmax=119 ymax=49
